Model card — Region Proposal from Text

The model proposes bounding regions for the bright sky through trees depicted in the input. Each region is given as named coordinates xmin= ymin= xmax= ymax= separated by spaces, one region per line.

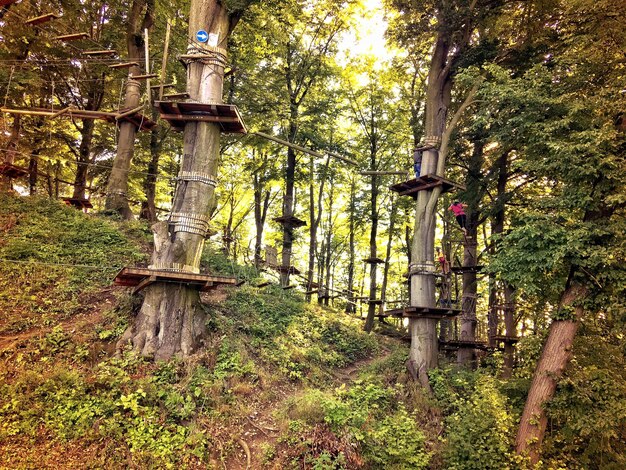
xmin=337 ymin=0 xmax=393 ymax=65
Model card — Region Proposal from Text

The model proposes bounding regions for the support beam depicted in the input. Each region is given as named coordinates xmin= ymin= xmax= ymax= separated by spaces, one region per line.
xmin=254 ymin=131 xmax=356 ymax=165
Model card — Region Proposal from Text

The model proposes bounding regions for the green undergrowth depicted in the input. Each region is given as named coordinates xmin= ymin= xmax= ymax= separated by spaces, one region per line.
xmin=0 ymin=194 xmax=147 ymax=333
xmin=270 ymin=346 xmax=433 ymax=469
xmin=0 ymin=193 xmax=446 ymax=468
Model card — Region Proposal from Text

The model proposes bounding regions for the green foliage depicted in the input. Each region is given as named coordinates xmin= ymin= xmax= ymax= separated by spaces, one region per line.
xmin=223 ymin=285 xmax=377 ymax=382
xmin=432 ymin=368 xmax=517 ymax=469
xmin=540 ymin=329 xmax=626 ymax=468
xmin=286 ymin=382 xmax=430 ymax=469
xmin=0 ymin=195 xmax=146 ymax=332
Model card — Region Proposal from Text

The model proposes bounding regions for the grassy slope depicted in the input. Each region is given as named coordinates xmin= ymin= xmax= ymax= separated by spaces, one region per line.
xmin=0 ymin=195 xmax=436 ymax=469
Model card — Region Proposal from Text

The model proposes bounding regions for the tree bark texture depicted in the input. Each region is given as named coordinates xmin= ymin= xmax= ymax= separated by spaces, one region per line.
xmin=364 ymin=172 xmax=380 ymax=332
xmin=105 ymin=0 xmax=153 ymax=218
xmin=457 ymin=235 xmax=478 ymax=364
xmin=72 ymin=118 xmax=95 ymax=200
xmin=280 ymin=110 xmax=298 ymax=287
xmin=1 ymin=114 xmax=21 ymax=192
xmin=515 ymin=283 xmax=586 ymax=464
xmin=408 ymin=31 xmax=452 ymax=382
xmin=140 ymin=118 xmax=161 ymax=222
xmin=120 ymin=0 xmax=233 ymax=360
xmin=345 ymin=179 xmax=357 ymax=314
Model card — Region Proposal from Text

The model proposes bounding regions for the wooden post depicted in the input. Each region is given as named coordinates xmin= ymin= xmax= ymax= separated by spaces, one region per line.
xmin=159 ymin=21 xmax=171 ymax=101
xmin=120 ymin=0 xmax=250 ymax=360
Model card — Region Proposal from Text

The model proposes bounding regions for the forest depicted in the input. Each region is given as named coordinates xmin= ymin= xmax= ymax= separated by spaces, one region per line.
xmin=0 ymin=0 xmax=625 ymax=468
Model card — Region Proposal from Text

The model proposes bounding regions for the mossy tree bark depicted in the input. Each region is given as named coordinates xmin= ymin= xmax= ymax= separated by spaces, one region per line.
xmin=119 ymin=0 xmax=251 ymax=360
xmin=515 ymin=283 xmax=586 ymax=463
xmin=105 ymin=0 xmax=154 ymax=219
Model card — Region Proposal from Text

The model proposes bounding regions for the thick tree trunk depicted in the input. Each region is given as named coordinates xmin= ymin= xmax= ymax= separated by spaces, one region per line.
xmin=408 ymin=31 xmax=451 ymax=384
xmin=515 ymin=283 xmax=586 ymax=463
xmin=120 ymin=0 xmax=233 ymax=360
xmin=105 ymin=0 xmax=153 ymax=218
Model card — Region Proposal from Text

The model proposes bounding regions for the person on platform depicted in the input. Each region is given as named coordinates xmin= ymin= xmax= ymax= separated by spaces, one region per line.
xmin=437 ymin=248 xmax=449 ymax=275
xmin=448 ymin=201 xmax=468 ymax=235
xmin=412 ymin=141 xmax=436 ymax=179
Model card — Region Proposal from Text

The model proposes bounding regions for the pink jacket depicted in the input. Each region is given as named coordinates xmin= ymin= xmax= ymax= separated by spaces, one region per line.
xmin=449 ymin=203 xmax=465 ymax=216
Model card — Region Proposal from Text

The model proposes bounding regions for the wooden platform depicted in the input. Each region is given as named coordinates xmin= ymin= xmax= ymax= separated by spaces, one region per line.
xmin=493 ymin=335 xmax=519 ymax=344
xmin=0 ymin=163 xmax=28 ymax=178
xmin=83 ymin=50 xmax=117 ymax=56
xmin=366 ymin=299 xmax=384 ymax=305
xmin=386 ymin=305 xmax=461 ymax=319
xmin=113 ymin=267 xmax=237 ymax=293
xmin=273 ymin=215 xmax=306 ymax=227
xmin=440 ymin=339 xmax=489 ymax=350
xmin=154 ymin=100 xmax=247 ymax=133
xmin=63 ymin=197 xmax=93 ymax=209
xmin=271 ymin=265 xmax=301 ymax=275
xmin=389 ymin=174 xmax=465 ymax=199
xmin=450 ymin=265 xmax=484 ymax=274
xmin=363 ymin=257 xmax=385 ymax=264
xmin=25 ymin=13 xmax=60 ymax=25
xmin=0 ymin=106 xmax=156 ymax=132
xmin=54 ymin=33 xmax=89 ymax=41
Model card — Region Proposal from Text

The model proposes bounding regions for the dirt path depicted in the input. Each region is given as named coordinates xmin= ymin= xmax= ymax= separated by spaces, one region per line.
xmin=226 ymin=347 xmax=393 ymax=469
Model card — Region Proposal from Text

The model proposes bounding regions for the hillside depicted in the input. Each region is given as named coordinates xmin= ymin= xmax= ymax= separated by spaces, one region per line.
xmin=0 ymin=194 xmax=433 ymax=469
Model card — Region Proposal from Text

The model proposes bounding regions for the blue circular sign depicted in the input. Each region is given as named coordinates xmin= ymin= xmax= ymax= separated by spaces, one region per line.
xmin=196 ymin=30 xmax=208 ymax=43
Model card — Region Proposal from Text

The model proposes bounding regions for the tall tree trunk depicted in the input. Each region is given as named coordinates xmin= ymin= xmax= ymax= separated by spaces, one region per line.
xmin=457 ymin=235 xmax=478 ymax=364
xmin=280 ymin=107 xmax=298 ymax=287
xmin=408 ymin=32 xmax=452 ymax=385
xmin=253 ymin=158 xmax=271 ymax=269
xmin=322 ymin=179 xmax=335 ymax=307
xmin=345 ymin=178 xmax=357 ymax=314
xmin=120 ymin=0 xmax=239 ymax=360
xmin=1 ymin=114 xmax=21 ymax=192
xmin=379 ymin=197 xmax=397 ymax=316
xmin=502 ymin=283 xmax=516 ymax=378
xmin=457 ymin=139 xmax=483 ymax=364
xmin=105 ymin=0 xmax=154 ymax=218
xmin=364 ymin=170 xmax=379 ymax=332
xmin=515 ymin=283 xmax=587 ymax=463
xmin=140 ymin=111 xmax=161 ymax=222
xmin=72 ymin=119 xmax=95 ymax=200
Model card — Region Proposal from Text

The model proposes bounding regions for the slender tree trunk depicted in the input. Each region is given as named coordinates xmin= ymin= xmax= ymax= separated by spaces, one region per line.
xmin=502 ymin=283 xmax=516 ymax=378
xmin=140 ymin=111 xmax=161 ymax=222
xmin=515 ymin=283 xmax=586 ymax=463
xmin=72 ymin=119 xmax=95 ymax=200
xmin=280 ymin=107 xmax=298 ymax=286
xmin=379 ymin=198 xmax=397 ymax=317
xmin=364 ymin=171 xmax=379 ymax=332
xmin=120 ymin=0 xmax=237 ymax=360
xmin=457 ymin=234 xmax=478 ymax=364
xmin=1 ymin=114 xmax=21 ymax=192
xmin=323 ymin=180 xmax=334 ymax=307
xmin=253 ymin=160 xmax=271 ymax=269
xmin=345 ymin=179 xmax=357 ymax=314
xmin=105 ymin=0 xmax=153 ymax=218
